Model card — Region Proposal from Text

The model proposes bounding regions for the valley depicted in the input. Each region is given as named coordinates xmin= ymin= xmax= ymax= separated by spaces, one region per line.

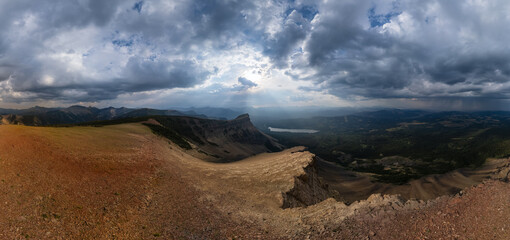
xmin=260 ymin=110 xmax=510 ymax=185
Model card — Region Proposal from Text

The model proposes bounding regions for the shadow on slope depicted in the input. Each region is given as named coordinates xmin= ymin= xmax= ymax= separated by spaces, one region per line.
xmin=60 ymin=114 xmax=284 ymax=163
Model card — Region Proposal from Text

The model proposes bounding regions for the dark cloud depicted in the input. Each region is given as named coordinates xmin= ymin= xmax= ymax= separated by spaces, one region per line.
xmin=238 ymin=77 xmax=257 ymax=88
xmin=1 ymin=0 xmax=122 ymax=32
xmin=0 ymin=0 xmax=216 ymax=103
xmin=304 ymin=0 xmax=375 ymax=66
xmin=114 ymin=0 xmax=259 ymax=51
xmin=8 ymin=58 xmax=209 ymax=103
xmin=264 ymin=10 xmax=310 ymax=67
xmin=189 ymin=0 xmax=254 ymax=39
xmin=427 ymin=53 xmax=510 ymax=85
xmin=282 ymin=0 xmax=510 ymax=103
xmin=121 ymin=57 xmax=209 ymax=92
xmin=0 ymin=65 xmax=13 ymax=82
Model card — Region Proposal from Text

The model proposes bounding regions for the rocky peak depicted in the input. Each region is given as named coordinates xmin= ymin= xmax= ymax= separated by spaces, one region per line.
xmin=234 ymin=113 xmax=250 ymax=120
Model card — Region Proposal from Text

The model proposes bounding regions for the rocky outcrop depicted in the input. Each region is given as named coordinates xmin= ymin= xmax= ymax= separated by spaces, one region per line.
xmin=490 ymin=161 xmax=510 ymax=181
xmin=282 ymin=157 xmax=331 ymax=208
xmin=0 ymin=114 xmax=42 ymax=125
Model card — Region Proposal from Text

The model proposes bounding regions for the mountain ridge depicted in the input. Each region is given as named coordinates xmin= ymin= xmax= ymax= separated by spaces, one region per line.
xmin=0 ymin=106 xmax=222 ymax=126
xmin=144 ymin=114 xmax=284 ymax=162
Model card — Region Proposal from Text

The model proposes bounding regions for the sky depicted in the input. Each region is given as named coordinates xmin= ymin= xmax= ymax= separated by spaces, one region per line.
xmin=1 ymin=0 xmax=510 ymax=110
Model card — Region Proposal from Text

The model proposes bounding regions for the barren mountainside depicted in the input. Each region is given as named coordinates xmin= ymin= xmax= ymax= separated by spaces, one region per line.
xmin=1 ymin=117 xmax=510 ymax=239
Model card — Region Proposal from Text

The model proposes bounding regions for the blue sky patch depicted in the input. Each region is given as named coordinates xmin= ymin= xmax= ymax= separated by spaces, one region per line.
xmin=112 ymin=39 xmax=134 ymax=47
xmin=133 ymin=1 xmax=144 ymax=13
xmin=368 ymin=7 xmax=400 ymax=28
xmin=285 ymin=5 xmax=318 ymax=21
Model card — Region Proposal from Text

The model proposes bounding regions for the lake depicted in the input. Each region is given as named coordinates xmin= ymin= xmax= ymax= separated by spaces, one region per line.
xmin=268 ymin=127 xmax=319 ymax=134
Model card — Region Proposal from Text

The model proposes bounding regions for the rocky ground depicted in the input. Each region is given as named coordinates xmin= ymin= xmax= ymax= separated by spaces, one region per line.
xmin=310 ymin=180 xmax=508 ymax=239
xmin=1 ymin=123 xmax=510 ymax=239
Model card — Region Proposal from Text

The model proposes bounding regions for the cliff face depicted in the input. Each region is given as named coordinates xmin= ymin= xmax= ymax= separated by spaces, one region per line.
xmin=150 ymin=114 xmax=284 ymax=162
xmin=281 ymin=156 xmax=331 ymax=208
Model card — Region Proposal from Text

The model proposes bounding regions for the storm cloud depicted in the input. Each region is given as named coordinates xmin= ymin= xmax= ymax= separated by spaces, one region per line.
xmin=294 ymin=0 xmax=510 ymax=102
xmin=1 ymin=0 xmax=510 ymax=109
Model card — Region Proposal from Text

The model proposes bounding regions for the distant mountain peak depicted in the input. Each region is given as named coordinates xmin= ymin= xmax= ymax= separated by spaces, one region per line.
xmin=234 ymin=113 xmax=250 ymax=120
xmin=29 ymin=106 xmax=48 ymax=110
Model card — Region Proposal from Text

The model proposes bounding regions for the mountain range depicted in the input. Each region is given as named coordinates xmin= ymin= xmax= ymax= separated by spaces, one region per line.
xmin=0 ymin=105 xmax=243 ymax=126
